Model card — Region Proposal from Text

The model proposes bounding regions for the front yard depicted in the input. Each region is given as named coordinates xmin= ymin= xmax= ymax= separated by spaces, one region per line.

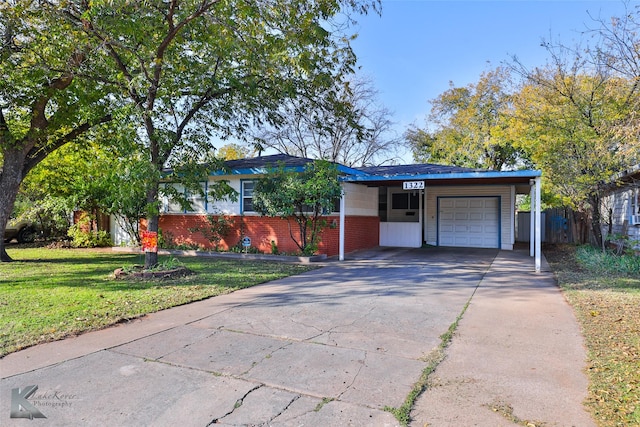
xmin=0 ymin=247 xmax=314 ymax=357
xmin=545 ymin=245 xmax=640 ymax=426
xmin=2 ymin=244 xmax=638 ymax=426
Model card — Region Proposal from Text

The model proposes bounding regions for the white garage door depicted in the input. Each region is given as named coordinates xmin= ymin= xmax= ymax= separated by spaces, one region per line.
xmin=438 ymin=197 xmax=500 ymax=248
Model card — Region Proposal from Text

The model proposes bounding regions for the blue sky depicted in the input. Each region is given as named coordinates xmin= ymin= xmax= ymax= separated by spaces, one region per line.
xmin=349 ymin=0 xmax=636 ymax=160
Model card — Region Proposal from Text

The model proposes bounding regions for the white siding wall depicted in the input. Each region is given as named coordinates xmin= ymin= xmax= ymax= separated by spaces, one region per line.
xmin=209 ymin=177 xmax=243 ymax=215
xmin=425 ymin=185 xmax=514 ymax=250
xmin=162 ymin=179 xmax=376 ymax=217
xmin=343 ymin=183 xmax=378 ymax=216
xmin=160 ymin=178 xmax=243 ymax=215
xmin=602 ymin=187 xmax=640 ymax=246
xmin=110 ymin=215 xmax=136 ymax=246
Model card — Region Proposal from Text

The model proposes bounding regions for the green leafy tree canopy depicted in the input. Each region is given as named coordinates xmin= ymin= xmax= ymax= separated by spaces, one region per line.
xmin=407 ymin=67 xmax=526 ymax=171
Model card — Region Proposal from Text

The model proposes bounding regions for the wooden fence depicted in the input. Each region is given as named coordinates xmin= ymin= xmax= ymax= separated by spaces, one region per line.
xmin=517 ymin=208 xmax=590 ymax=244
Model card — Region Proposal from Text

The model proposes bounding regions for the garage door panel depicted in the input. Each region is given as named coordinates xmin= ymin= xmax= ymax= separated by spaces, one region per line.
xmin=484 ymin=212 xmax=498 ymax=221
xmin=439 ymin=197 xmax=499 ymax=249
xmin=441 ymin=224 xmax=454 ymax=233
xmin=469 ymin=199 xmax=485 ymax=208
xmin=467 ymin=237 xmax=485 ymax=246
xmin=440 ymin=199 xmax=455 ymax=209
xmin=468 ymin=225 xmax=483 ymax=233
xmin=441 ymin=212 xmax=454 ymax=221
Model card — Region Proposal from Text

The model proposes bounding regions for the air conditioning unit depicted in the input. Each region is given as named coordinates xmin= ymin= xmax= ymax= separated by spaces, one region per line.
xmin=631 ymin=214 xmax=640 ymax=225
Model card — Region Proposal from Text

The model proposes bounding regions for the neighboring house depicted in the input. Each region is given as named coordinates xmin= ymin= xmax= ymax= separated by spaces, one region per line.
xmin=602 ymin=164 xmax=640 ymax=249
xmin=111 ymin=154 xmax=544 ymax=263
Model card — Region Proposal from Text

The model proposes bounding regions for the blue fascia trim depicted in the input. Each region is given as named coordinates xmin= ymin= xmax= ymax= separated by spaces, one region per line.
xmin=337 ymin=165 xmax=370 ymax=176
xmin=209 ymin=167 xmax=289 ymax=176
xmin=210 ymin=164 xmax=370 ymax=178
xmin=339 ymin=169 xmax=542 ymax=182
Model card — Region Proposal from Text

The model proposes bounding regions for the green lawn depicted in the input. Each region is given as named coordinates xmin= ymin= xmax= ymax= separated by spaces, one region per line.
xmin=545 ymin=245 xmax=640 ymax=427
xmin=0 ymin=247 xmax=315 ymax=357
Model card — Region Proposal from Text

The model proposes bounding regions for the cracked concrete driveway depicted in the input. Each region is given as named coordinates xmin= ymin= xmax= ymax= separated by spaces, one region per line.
xmin=1 ymin=247 xmax=590 ymax=426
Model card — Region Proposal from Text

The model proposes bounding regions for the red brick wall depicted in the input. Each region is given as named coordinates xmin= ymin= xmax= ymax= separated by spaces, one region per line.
xmin=158 ymin=214 xmax=380 ymax=257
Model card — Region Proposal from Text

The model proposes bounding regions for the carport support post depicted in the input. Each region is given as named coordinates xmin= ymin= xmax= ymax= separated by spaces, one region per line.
xmin=339 ymin=186 xmax=345 ymax=261
xmin=530 ymin=181 xmax=535 ymax=257
xmin=535 ymin=176 xmax=542 ymax=272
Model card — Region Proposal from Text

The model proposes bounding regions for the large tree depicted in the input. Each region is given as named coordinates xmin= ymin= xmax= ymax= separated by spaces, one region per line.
xmin=1 ymin=0 xmax=376 ymax=265
xmin=69 ymin=0 xmax=376 ymax=268
xmin=510 ymin=22 xmax=640 ymax=247
xmin=407 ymin=67 xmax=525 ymax=170
xmin=252 ymin=76 xmax=400 ymax=167
xmin=589 ymin=4 xmax=640 ymax=150
xmin=0 ymin=1 xmax=112 ymax=261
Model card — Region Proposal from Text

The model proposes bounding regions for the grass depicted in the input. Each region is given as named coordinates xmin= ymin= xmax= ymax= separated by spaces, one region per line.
xmin=0 ymin=247 xmax=315 ymax=357
xmin=544 ymin=244 xmax=640 ymax=427
xmin=384 ymin=297 xmax=474 ymax=426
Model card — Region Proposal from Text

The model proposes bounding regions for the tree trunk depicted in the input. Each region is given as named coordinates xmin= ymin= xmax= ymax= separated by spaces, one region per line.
xmin=0 ymin=148 xmax=28 ymax=262
xmin=143 ymin=183 xmax=159 ymax=269
xmin=588 ymin=193 xmax=604 ymax=248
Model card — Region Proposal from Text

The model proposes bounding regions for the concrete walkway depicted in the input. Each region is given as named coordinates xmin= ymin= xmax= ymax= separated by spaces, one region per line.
xmin=1 ymin=248 xmax=594 ymax=426
xmin=410 ymin=250 xmax=595 ymax=427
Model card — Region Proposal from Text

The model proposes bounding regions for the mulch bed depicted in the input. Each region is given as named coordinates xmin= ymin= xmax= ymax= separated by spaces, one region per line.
xmin=113 ymin=265 xmax=194 ymax=280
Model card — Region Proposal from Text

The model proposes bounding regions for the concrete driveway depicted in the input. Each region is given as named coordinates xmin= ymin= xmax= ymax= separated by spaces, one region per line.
xmin=1 ymin=247 xmax=593 ymax=426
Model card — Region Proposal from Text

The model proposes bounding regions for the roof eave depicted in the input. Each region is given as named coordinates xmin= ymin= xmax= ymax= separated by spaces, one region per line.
xmin=340 ymin=169 xmax=542 ymax=182
xmin=208 ymin=163 xmax=369 ymax=177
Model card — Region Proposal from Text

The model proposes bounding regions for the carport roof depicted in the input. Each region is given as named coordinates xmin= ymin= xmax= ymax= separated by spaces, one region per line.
xmin=342 ymin=163 xmax=541 ymax=190
xmin=193 ymin=154 xmax=541 ymax=190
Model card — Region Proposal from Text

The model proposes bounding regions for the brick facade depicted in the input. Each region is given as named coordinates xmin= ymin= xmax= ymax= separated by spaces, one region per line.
xmin=158 ymin=214 xmax=380 ymax=257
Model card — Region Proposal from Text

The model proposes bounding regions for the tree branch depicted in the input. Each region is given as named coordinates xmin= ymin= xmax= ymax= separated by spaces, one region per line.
xmin=23 ymin=113 xmax=112 ymax=177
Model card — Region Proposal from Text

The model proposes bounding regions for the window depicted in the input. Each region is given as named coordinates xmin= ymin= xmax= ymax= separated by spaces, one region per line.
xmin=241 ymin=180 xmax=340 ymax=214
xmin=163 ymin=184 xmax=185 ymax=213
xmin=186 ymin=183 xmax=207 ymax=213
xmin=392 ymin=192 xmax=419 ymax=210
xmin=242 ymin=180 xmax=255 ymax=213
xmin=161 ymin=182 xmax=208 ymax=213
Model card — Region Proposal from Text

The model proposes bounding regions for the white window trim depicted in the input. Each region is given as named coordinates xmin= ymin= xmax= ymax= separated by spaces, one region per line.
xmin=241 ymin=180 xmax=255 ymax=214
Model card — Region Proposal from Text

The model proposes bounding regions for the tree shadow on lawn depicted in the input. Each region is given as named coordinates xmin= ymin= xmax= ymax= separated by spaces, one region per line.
xmin=1 ymin=252 xmax=310 ymax=294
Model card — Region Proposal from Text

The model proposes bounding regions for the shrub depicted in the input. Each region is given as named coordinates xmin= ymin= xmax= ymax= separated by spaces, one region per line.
xmin=67 ymin=224 xmax=112 ymax=248
xmin=188 ymin=215 xmax=234 ymax=250
xmin=576 ymin=245 xmax=640 ymax=275
xmin=158 ymin=229 xmax=176 ymax=249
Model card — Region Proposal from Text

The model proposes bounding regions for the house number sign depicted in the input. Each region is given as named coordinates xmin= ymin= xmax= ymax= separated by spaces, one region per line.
xmin=402 ymin=181 xmax=425 ymax=190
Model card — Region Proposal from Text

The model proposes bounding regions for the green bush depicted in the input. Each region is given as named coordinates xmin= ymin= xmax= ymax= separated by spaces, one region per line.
xmin=576 ymin=245 xmax=640 ymax=275
xmin=67 ymin=223 xmax=112 ymax=248
xmin=158 ymin=229 xmax=176 ymax=249
xmin=188 ymin=215 xmax=234 ymax=250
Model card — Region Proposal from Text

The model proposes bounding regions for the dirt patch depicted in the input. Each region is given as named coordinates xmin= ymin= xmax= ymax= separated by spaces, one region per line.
xmin=113 ymin=265 xmax=194 ymax=280
xmin=485 ymin=400 xmax=547 ymax=427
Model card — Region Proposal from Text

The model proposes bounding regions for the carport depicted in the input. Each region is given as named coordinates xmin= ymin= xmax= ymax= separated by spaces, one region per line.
xmin=337 ymin=164 xmax=543 ymax=271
